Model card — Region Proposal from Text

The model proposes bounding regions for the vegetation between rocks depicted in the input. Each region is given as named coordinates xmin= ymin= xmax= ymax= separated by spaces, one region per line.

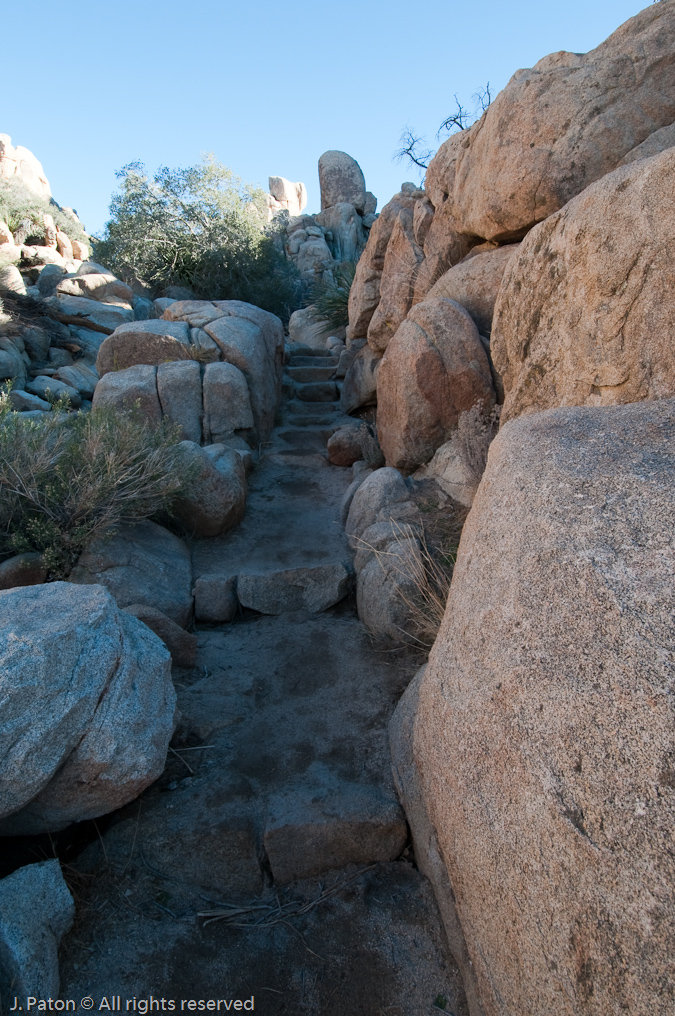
xmin=307 ymin=260 xmax=355 ymax=331
xmin=0 ymin=397 xmax=191 ymax=578
xmin=94 ymin=154 xmax=302 ymax=321
xmin=0 ymin=177 xmax=88 ymax=251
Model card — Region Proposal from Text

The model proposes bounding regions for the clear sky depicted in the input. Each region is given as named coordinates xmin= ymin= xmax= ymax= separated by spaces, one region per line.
xmin=3 ymin=0 xmax=653 ymax=235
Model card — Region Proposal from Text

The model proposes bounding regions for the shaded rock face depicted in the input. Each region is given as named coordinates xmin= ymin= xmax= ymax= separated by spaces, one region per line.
xmin=435 ymin=2 xmax=675 ymax=241
xmin=377 ymin=298 xmax=495 ymax=473
xmin=340 ymin=344 xmax=382 ymax=414
xmin=411 ymin=398 xmax=675 ymax=1016
xmin=0 ymin=583 xmax=174 ymax=835
xmin=367 ymin=209 xmax=424 ymax=353
xmin=492 ymin=148 xmax=675 ymax=424
xmin=347 ymin=192 xmax=417 ymax=342
xmin=427 ymin=244 xmax=519 ymax=336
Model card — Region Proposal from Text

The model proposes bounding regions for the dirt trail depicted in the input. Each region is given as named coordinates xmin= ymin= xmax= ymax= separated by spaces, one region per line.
xmin=57 ymin=351 xmax=468 ymax=1015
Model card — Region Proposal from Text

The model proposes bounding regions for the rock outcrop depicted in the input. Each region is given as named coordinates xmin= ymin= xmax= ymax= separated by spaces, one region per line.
xmin=0 ymin=134 xmax=51 ymax=199
xmin=0 ymin=583 xmax=175 ymax=835
xmin=442 ymin=1 xmax=675 ymax=241
xmin=347 ymin=191 xmax=417 ymax=342
xmin=402 ymin=397 xmax=675 ymax=1016
xmin=492 ymin=148 xmax=675 ymax=423
xmin=319 ymin=151 xmax=367 ymax=214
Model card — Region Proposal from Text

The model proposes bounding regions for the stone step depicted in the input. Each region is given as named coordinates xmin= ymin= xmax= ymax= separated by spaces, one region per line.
xmin=287 ymin=399 xmax=341 ymax=416
xmin=274 ymin=427 xmax=333 ymax=451
xmin=294 ymin=380 xmax=340 ymax=402
xmin=288 ymin=355 xmax=338 ymax=367
xmin=286 ymin=365 xmax=337 ymax=383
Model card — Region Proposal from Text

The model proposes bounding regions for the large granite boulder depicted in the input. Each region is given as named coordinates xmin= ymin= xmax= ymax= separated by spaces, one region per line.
xmin=157 ymin=360 xmax=202 ymax=443
xmin=202 ymin=360 xmax=254 ymax=444
xmin=0 ymin=582 xmax=174 ymax=835
xmin=492 ymin=148 xmax=675 ymax=424
xmin=440 ymin=2 xmax=675 ymax=241
xmin=69 ymin=520 xmax=193 ymax=627
xmin=377 ymin=298 xmax=495 ymax=473
xmin=404 ymin=397 xmax=675 ymax=1016
xmin=0 ymin=860 xmax=75 ymax=999
xmin=318 ymin=150 xmax=367 ymax=213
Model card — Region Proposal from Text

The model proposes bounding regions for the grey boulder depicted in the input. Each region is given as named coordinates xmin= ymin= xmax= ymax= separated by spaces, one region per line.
xmin=0 ymin=582 xmax=175 ymax=834
xmin=69 ymin=520 xmax=193 ymax=627
xmin=171 ymin=441 xmax=246 ymax=539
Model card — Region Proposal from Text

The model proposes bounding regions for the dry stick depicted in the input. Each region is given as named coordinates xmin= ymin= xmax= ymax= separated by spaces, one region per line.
xmin=198 ymin=864 xmax=378 ymax=927
xmin=169 ymin=746 xmax=194 ymax=774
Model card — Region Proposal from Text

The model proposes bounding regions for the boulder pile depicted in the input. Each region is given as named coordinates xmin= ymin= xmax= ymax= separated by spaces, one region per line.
xmin=381 ymin=3 xmax=675 ymax=1014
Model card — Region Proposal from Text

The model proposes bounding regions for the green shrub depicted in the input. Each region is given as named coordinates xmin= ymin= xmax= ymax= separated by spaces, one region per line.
xmin=0 ymin=397 xmax=192 ymax=578
xmin=0 ymin=178 xmax=88 ymax=246
xmin=94 ymin=154 xmax=302 ymax=322
xmin=307 ymin=261 xmax=355 ymax=331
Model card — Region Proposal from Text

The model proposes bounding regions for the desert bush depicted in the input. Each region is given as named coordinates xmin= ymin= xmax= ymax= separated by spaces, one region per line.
xmin=0 ymin=396 xmax=192 ymax=577
xmin=307 ymin=261 xmax=355 ymax=331
xmin=94 ymin=154 xmax=302 ymax=322
xmin=0 ymin=178 xmax=88 ymax=246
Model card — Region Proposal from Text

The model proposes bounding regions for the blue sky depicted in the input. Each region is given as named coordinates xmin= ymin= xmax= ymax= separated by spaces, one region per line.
xmin=3 ymin=0 xmax=652 ymax=235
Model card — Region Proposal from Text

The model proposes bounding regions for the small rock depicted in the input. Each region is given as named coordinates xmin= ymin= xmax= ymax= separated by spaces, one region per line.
xmin=0 ymin=265 xmax=26 ymax=295
xmin=345 ymin=467 xmax=410 ymax=544
xmin=264 ymin=773 xmax=406 ymax=883
xmin=7 ymin=390 xmax=51 ymax=412
xmin=122 ymin=603 xmax=197 ymax=667
xmin=237 ymin=563 xmax=351 ymax=615
xmin=25 ymin=375 xmax=82 ymax=408
xmin=0 ymin=552 xmax=47 ymax=590
xmin=192 ymin=575 xmax=238 ymax=623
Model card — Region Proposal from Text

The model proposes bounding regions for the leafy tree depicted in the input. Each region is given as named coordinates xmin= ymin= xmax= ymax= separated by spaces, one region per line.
xmin=94 ymin=154 xmax=302 ymax=321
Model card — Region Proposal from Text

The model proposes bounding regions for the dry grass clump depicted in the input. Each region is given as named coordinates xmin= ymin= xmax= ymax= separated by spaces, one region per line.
xmin=453 ymin=402 xmax=501 ymax=489
xmin=0 ymin=397 xmax=192 ymax=577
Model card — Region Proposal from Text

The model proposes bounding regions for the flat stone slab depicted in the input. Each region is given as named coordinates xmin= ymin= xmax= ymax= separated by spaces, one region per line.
xmin=294 ymin=380 xmax=340 ymax=402
xmin=192 ymin=458 xmax=354 ymax=608
xmin=237 ymin=562 xmax=351 ymax=614
xmin=286 ymin=365 xmax=337 ymax=382
xmin=264 ymin=775 xmax=406 ymax=883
